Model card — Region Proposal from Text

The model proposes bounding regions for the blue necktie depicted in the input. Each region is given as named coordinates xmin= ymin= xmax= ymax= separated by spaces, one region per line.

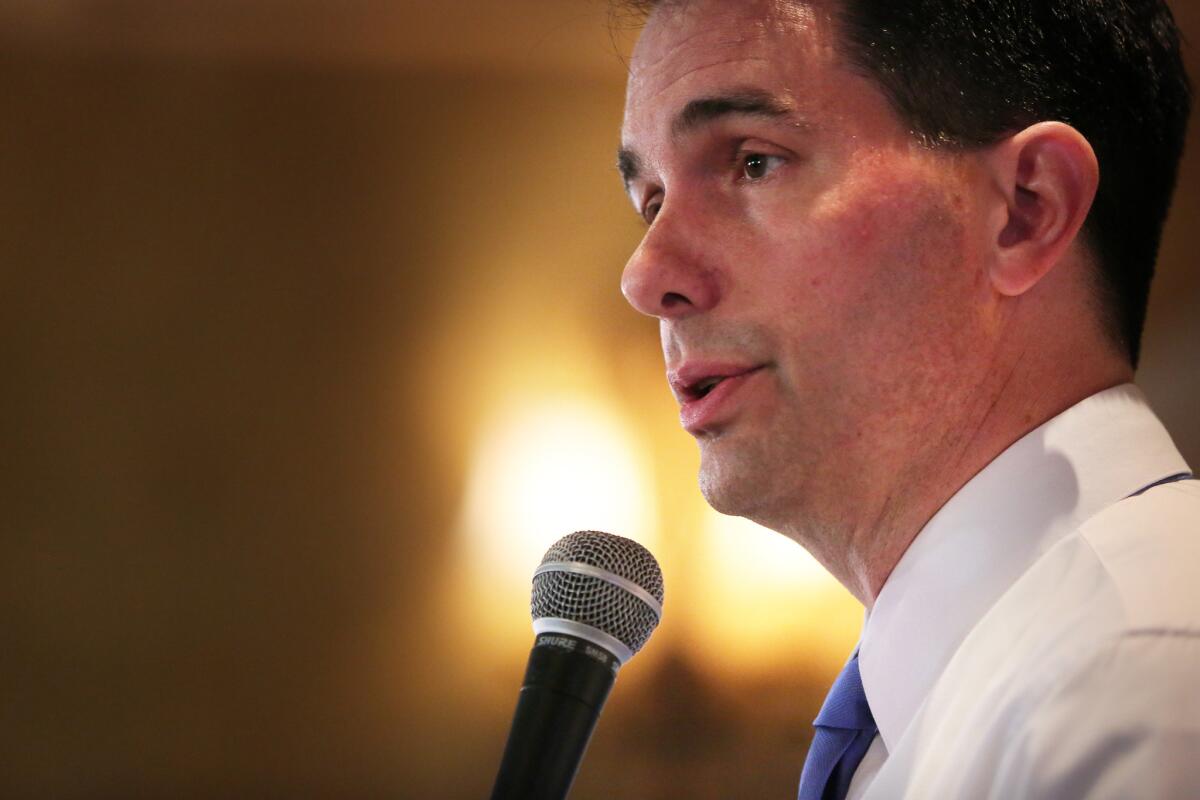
xmin=798 ymin=651 xmax=877 ymax=800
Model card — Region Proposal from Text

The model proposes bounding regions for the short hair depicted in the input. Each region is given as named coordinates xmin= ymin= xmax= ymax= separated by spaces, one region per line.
xmin=617 ymin=0 xmax=1192 ymax=367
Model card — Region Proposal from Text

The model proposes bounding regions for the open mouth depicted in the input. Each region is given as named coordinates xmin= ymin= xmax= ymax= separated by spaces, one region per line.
xmin=669 ymin=364 xmax=766 ymax=410
xmin=690 ymin=376 xmax=725 ymax=399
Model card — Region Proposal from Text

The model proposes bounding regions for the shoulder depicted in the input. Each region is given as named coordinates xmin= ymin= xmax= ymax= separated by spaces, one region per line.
xmin=981 ymin=480 xmax=1200 ymax=731
xmin=996 ymin=482 xmax=1200 ymax=796
xmin=990 ymin=620 xmax=1200 ymax=798
xmin=953 ymin=481 xmax=1200 ymax=690
xmin=983 ymin=479 xmax=1200 ymax=674
xmin=1075 ymin=480 xmax=1200 ymax=632
xmin=877 ymin=484 xmax=1200 ymax=798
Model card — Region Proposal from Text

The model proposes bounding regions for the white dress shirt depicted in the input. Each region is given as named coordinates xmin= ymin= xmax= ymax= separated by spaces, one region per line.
xmin=843 ymin=384 xmax=1199 ymax=799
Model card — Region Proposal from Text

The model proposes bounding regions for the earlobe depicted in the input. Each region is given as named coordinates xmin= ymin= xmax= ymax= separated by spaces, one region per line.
xmin=986 ymin=122 xmax=1099 ymax=297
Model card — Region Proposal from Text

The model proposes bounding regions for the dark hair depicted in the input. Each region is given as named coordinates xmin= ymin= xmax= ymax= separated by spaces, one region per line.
xmin=618 ymin=0 xmax=1192 ymax=366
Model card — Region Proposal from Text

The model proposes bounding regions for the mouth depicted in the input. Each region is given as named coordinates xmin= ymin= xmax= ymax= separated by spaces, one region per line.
xmin=684 ymin=375 xmax=727 ymax=400
xmin=668 ymin=363 xmax=767 ymax=433
xmin=670 ymin=364 xmax=763 ymax=403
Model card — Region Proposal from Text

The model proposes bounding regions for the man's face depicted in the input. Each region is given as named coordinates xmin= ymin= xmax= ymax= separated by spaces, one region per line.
xmin=619 ymin=0 xmax=996 ymax=538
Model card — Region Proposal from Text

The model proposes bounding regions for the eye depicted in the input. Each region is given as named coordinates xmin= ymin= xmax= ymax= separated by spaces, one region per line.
xmin=740 ymin=152 xmax=785 ymax=181
xmin=642 ymin=196 xmax=663 ymax=225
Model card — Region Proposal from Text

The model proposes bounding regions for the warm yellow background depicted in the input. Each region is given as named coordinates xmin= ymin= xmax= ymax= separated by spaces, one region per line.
xmin=3 ymin=3 xmax=1197 ymax=798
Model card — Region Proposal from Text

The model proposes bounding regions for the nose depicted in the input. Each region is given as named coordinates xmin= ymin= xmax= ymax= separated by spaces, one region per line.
xmin=620 ymin=213 xmax=720 ymax=319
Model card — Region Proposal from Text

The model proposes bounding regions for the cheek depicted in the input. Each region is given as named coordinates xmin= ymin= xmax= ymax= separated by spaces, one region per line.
xmin=758 ymin=172 xmax=981 ymax=399
xmin=813 ymin=175 xmax=970 ymax=319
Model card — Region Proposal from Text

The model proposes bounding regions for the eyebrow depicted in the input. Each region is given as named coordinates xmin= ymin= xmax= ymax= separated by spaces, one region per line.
xmin=673 ymin=90 xmax=795 ymax=136
xmin=617 ymin=89 xmax=800 ymax=187
xmin=617 ymin=148 xmax=643 ymax=190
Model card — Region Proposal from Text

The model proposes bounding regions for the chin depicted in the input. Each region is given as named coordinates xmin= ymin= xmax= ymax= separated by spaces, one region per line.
xmin=695 ymin=426 xmax=817 ymax=532
xmin=697 ymin=451 xmax=769 ymax=520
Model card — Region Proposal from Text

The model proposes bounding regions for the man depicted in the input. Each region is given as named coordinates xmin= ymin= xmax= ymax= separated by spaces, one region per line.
xmin=615 ymin=0 xmax=1197 ymax=797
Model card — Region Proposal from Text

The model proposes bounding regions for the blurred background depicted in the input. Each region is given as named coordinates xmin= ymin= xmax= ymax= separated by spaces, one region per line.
xmin=1 ymin=1 xmax=1196 ymax=798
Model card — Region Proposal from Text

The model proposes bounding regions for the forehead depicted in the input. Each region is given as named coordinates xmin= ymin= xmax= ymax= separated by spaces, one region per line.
xmin=623 ymin=0 xmax=841 ymax=139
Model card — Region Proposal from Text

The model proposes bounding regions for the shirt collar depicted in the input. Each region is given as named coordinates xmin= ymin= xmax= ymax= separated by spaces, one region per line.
xmin=857 ymin=383 xmax=1190 ymax=753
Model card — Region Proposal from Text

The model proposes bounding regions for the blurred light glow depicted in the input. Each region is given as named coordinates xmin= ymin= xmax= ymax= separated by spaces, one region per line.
xmin=457 ymin=396 xmax=657 ymax=643
xmin=690 ymin=510 xmax=861 ymax=673
xmin=705 ymin=511 xmax=832 ymax=587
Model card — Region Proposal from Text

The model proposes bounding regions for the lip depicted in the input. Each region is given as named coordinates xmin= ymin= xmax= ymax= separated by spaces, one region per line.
xmin=668 ymin=362 xmax=766 ymax=433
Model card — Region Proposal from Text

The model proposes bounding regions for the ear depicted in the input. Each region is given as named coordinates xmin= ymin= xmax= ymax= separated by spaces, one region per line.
xmin=982 ymin=122 xmax=1099 ymax=297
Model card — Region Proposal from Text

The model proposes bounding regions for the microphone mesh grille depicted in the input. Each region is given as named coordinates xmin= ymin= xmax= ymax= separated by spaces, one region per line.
xmin=531 ymin=531 xmax=664 ymax=657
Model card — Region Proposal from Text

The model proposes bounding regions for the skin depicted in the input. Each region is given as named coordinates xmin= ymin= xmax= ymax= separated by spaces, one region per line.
xmin=618 ymin=0 xmax=1131 ymax=605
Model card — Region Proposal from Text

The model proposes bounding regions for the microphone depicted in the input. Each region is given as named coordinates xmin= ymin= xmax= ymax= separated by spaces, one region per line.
xmin=490 ymin=530 xmax=665 ymax=800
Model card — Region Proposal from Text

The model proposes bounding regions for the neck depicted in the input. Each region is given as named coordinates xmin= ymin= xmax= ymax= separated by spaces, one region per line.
xmin=797 ymin=323 xmax=1131 ymax=607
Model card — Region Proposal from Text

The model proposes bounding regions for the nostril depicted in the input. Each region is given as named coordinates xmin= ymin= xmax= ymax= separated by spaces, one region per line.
xmin=661 ymin=291 xmax=692 ymax=309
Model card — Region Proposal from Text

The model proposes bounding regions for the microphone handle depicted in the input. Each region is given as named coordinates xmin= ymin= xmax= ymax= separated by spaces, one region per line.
xmin=490 ymin=632 xmax=620 ymax=800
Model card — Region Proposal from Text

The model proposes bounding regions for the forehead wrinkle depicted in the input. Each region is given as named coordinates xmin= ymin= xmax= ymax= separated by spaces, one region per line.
xmin=633 ymin=2 xmax=772 ymax=70
xmin=626 ymin=3 xmax=832 ymax=129
xmin=629 ymin=6 xmax=774 ymax=98
xmin=629 ymin=51 xmax=776 ymax=114
xmin=632 ymin=0 xmax=822 ymax=79
xmin=633 ymin=21 xmax=759 ymax=73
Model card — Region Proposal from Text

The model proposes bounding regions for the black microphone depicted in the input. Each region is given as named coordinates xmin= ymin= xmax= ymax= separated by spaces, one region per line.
xmin=490 ymin=530 xmax=665 ymax=800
